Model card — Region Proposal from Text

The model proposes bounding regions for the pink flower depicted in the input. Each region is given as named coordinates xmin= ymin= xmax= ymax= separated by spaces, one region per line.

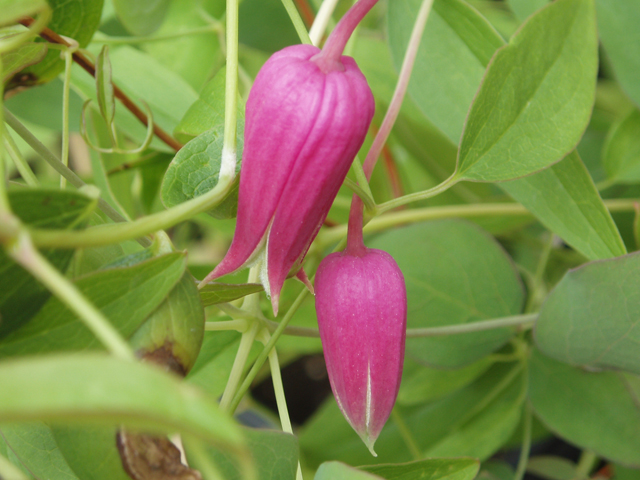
xmin=315 ymin=248 xmax=407 ymax=455
xmin=200 ymin=41 xmax=375 ymax=314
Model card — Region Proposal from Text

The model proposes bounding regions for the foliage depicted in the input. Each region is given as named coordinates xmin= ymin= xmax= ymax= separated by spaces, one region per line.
xmin=1 ymin=0 xmax=640 ymax=479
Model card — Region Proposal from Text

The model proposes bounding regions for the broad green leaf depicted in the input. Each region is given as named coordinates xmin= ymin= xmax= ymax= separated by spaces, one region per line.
xmin=113 ymin=0 xmax=170 ymax=36
xmin=129 ymin=272 xmax=205 ymax=374
xmin=52 ymin=425 xmax=130 ymax=480
xmin=368 ymin=220 xmax=524 ymax=367
xmin=141 ymin=1 xmax=221 ymax=91
xmin=506 ymin=0 xmax=549 ymax=22
xmin=603 ymin=109 xmax=640 ymax=183
xmin=315 ymin=462 xmax=383 ymax=480
xmin=478 ymin=461 xmax=515 ymax=480
xmin=190 ymin=428 xmax=298 ymax=480
xmin=457 ymin=0 xmax=598 ymax=182
xmin=397 ymin=357 xmax=494 ymax=406
xmin=529 ymin=350 xmax=640 ymax=465
xmin=300 ymin=364 xmax=524 ymax=467
xmin=200 ymin=283 xmax=263 ymax=307
xmin=0 ymin=189 xmax=96 ymax=338
xmin=501 ymin=150 xmax=626 ymax=261
xmin=596 ymin=0 xmax=640 ymax=108
xmin=95 ymin=46 xmax=115 ymax=126
xmin=534 ymin=252 xmax=640 ymax=374
xmin=174 ymin=67 xmax=242 ymax=143
xmin=362 ymin=458 xmax=480 ymax=480
xmin=161 ymin=126 xmax=243 ymax=219
xmin=1 ymin=36 xmax=47 ymax=82
xmin=388 ymin=0 xmax=504 ymax=144
xmin=0 ymin=0 xmax=47 ymax=26
xmin=0 ymin=354 xmax=244 ymax=450
xmin=238 ymin=0 xmax=299 ymax=53
xmin=187 ymin=331 xmax=261 ymax=398
xmin=0 ymin=422 xmax=80 ymax=480
xmin=18 ymin=0 xmax=104 ymax=85
xmin=614 ymin=465 xmax=640 ymax=480
xmin=0 ymin=252 xmax=186 ymax=357
xmin=526 ymin=456 xmax=576 ymax=480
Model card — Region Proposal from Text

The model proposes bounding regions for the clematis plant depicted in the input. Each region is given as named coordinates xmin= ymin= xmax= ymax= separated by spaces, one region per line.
xmin=199 ymin=0 xmax=379 ymax=314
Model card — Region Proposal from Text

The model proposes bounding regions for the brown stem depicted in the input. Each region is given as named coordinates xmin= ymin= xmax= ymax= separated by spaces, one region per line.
xmin=293 ymin=0 xmax=316 ymax=27
xmin=19 ymin=17 xmax=184 ymax=152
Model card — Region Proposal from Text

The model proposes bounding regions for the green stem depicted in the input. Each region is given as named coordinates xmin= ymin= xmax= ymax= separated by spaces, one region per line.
xmin=228 ymin=286 xmax=310 ymax=413
xmin=0 ymin=58 xmax=9 ymax=213
xmin=317 ymin=199 xmax=639 ymax=248
xmin=3 ymin=131 xmax=39 ymax=186
xmin=221 ymin=0 xmax=240 ymax=180
xmin=219 ymin=321 xmax=260 ymax=411
xmin=574 ymin=450 xmax=598 ymax=480
xmin=391 ymin=408 xmax=421 ymax=460
xmin=407 ymin=313 xmax=537 ymax=338
xmin=513 ymin=403 xmax=533 ymax=480
xmin=281 ymin=0 xmax=313 ymax=44
xmin=7 ymin=230 xmax=135 ymax=361
xmin=205 ymin=319 xmax=248 ymax=332
xmin=3 ymin=107 xmax=139 ymax=233
xmin=30 ymin=176 xmax=234 ymax=248
xmin=377 ymin=173 xmax=459 ymax=213
xmin=60 ymin=47 xmax=76 ymax=188
xmin=91 ymin=25 xmax=222 ymax=45
xmin=343 ymin=177 xmax=376 ymax=212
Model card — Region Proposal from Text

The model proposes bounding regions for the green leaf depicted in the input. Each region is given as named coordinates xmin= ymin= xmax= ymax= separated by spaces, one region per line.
xmin=71 ymin=45 xmax=198 ymax=152
xmin=315 ymin=462 xmax=383 ymax=480
xmin=0 ymin=422 xmax=80 ymax=480
xmin=141 ymin=1 xmax=221 ymax=91
xmin=368 ymin=220 xmax=524 ymax=368
xmin=200 ymin=283 xmax=263 ymax=307
xmin=500 ymin=150 xmax=626 ymax=261
xmin=189 ymin=427 xmax=298 ymax=480
xmin=52 ymin=425 xmax=131 ymax=480
xmin=238 ymin=0 xmax=299 ymax=53
xmin=603 ymin=109 xmax=640 ymax=183
xmin=596 ymin=0 xmax=640 ymax=108
xmin=300 ymin=364 xmax=524 ymax=467
xmin=1 ymin=32 xmax=47 ymax=82
xmin=0 ymin=252 xmax=186 ymax=358
xmin=0 ymin=354 xmax=244 ymax=449
xmin=129 ymin=272 xmax=205 ymax=373
xmin=362 ymin=458 xmax=480 ymax=480
xmin=534 ymin=252 xmax=640 ymax=374
xmin=174 ymin=67 xmax=237 ymax=143
xmin=187 ymin=331 xmax=261 ymax=399
xmin=614 ymin=464 xmax=640 ymax=480
xmin=19 ymin=0 xmax=104 ymax=84
xmin=161 ymin=126 xmax=243 ymax=220
xmin=506 ymin=0 xmax=549 ymax=22
xmin=526 ymin=456 xmax=576 ymax=480
xmin=398 ymin=357 xmax=494 ymax=406
xmin=528 ymin=349 xmax=640 ymax=466
xmin=0 ymin=0 xmax=47 ymax=26
xmin=113 ymin=0 xmax=171 ymax=36
xmin=0 ymin=189 xmax=96 ymax=337
xmin=95 ymin=45 xmax=115 ymax=127
xmin=457 ymin=0 xmax=598 ymax=182
xmin=388 ymin=0 xmax=504 ymax=144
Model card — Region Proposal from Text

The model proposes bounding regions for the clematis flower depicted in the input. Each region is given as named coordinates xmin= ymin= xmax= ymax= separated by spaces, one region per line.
xmin=315 ymin=248 xmax=407 ymax=455
xmin=199 ymin=0 xmax=377 ymax=314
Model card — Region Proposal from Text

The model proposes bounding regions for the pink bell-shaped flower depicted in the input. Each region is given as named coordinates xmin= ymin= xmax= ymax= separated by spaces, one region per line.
xmin=200 ymin=0 xmax=377 ymax=314
xmin=315 ymin=247 xmax=407 ymax=455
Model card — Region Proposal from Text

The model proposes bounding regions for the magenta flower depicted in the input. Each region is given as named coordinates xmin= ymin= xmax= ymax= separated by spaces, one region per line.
xmin=200 ymin=2 xmax=377 ymax=314
xmin=315 ymin=248 xmax=407 ymax=455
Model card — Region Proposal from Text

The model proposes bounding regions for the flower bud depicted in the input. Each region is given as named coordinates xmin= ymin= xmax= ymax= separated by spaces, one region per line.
xmin=200 ymin=15 xmax=375 ymax=314
xmin=315 ymin=248 xmax=407 ymax=455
